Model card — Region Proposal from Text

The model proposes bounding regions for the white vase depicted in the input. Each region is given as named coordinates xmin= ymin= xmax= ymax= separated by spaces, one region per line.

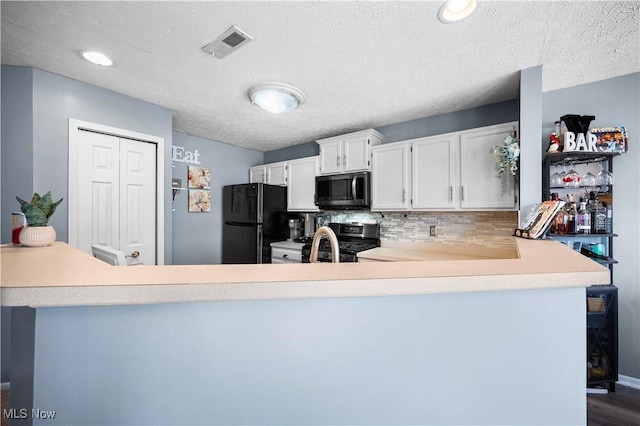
xmin=18 ymin=225 xmax=56 ymax=247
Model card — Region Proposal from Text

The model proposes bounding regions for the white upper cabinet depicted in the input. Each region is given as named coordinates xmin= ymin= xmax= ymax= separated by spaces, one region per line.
xmin=317 ymin=129 xmax=382 ymax=175
xmin=287 ymin=156 xmax=320 ymax=212
xmin=317 ymin=138 xmax=342 ymax=174
xmin=249 ymin=161 xmax=288 ymax=186
xmin=459 ymin=122 xmax=518 ymax=210
xmin=267 ymin=161 xmax=288 ymax=186
xmin=371 ymin=122 xmax=518 ymax=212
xmin=412 ymin=134 xmax=458 ymax=210
xmin=249 ymin=165 xmax=266 ymax=183
xmin=371 ymin=142 xmax=411 ymax=211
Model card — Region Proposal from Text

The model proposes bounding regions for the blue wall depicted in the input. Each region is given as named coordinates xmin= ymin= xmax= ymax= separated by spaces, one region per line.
xmin=30 ymin=68 xmax=174 ymax=261
xmin=1 ymin=66 xmax=33 ymax=246
xmin=541 ymin=72 xmax=640 ymax=378
xmin=171 ymin=131 xmax=263 ymax=265
xmin=264 ymin=99 xmax=520 ymax=163
xmin=0 ymin=66 xmax=174 ymax=260
xmin=1 ymin=67 xmax=33 ymax=383
xmin=30 ymin=288 xmax=585 ymax=425
xmin=0 ymin=66 xmax=174 ymax=385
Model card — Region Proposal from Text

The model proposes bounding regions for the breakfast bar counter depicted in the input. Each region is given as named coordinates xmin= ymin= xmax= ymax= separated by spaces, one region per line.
xmin=1 ymin=239 xmax=609 ymax=425
xmin=1 ymin=238 xmax=609 ymax=307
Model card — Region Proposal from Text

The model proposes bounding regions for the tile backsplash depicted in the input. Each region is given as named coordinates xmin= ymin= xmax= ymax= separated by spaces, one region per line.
xmin=320 ymin=210 xmax=518 ymax=249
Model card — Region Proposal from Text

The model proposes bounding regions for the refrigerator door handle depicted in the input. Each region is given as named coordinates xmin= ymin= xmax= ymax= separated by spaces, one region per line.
xmin=257 ymin=224 xmax=263 ymax=264
xmin=256 ymin=183 xmax=263 ymax=223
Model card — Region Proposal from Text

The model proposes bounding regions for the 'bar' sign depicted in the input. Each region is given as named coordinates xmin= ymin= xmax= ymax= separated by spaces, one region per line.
xmin=563 ymin=132 xmax=598 ymax=152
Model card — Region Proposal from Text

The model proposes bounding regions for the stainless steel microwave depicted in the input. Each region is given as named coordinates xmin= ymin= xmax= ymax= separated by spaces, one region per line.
xmin=315 ymin=172 xmax=370 ymax=209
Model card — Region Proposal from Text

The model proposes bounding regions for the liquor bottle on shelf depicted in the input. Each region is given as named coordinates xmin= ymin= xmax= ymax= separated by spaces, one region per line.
xmin=589 ymin=192 xmax=608 ymax=234
xmin=604 ymin=202 xmax=613 ymax=234
xmin=566 ymin=194 xmax=577 ymax=234
xmin=577 ymin=197 xmax=591 ymax=234
xmin=550 ymin=193 xmax=566 ymax=234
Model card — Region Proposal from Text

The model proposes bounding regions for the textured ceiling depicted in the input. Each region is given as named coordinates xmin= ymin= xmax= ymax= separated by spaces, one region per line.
xmin=2 ymin=1 xmax=639 ymax=152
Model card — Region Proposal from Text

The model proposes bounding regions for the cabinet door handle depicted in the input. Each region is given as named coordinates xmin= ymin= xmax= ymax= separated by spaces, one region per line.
xmin=449 ymin=186 xmax=453 ymax=202
xmin=402 ymin=189 xmax=406 ymax=203
xmin=283 ymin=254 xmax=289 ymax=259
xmin=460 ymin=186 xmax=464 ymax=202
xmin=343 ymin=154 xmax=347 ymax=168
xmin=336 ymin=155 xmax=340 ymax=167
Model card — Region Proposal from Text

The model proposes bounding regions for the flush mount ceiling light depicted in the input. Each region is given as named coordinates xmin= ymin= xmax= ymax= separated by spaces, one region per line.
xmin=248 ymin=83 xmax=306 ymax=113
xmin=80 ymin=50 xmax=113 ymax=67
xmin=438 ymin=0 xmax=477 ymax=23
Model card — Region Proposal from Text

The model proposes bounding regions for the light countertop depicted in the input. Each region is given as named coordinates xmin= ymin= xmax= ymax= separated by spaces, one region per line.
xmin=0 ymin=238 xmax=610 ymax=307
xmin=357 ymin=240 xmax=518 ymax=262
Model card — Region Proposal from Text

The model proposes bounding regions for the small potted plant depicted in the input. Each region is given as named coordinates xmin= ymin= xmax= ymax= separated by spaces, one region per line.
xmin=16 ymin=191 xmax=63 ymax=247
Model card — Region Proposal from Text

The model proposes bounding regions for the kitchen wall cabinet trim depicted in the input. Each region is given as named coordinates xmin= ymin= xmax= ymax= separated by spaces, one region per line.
xmin=317 ymin=129 xmax=382 ymax=175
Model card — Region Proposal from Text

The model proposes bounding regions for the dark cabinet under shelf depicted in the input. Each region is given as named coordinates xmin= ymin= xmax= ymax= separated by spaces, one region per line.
xmin=586 ymin=285 xmax=618 ymax=391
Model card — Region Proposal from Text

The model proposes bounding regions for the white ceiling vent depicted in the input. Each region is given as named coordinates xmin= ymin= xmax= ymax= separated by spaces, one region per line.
xmin=202 ymin=26 xmax=253 ymax=59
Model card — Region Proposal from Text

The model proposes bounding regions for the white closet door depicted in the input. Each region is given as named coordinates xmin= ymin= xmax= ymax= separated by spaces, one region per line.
xmin=77 ymin=131 xmax=120 ymax=255
xmin=120 ymin=138 xmax=157 ymax=265
xmin=76 ymin=130 xmax=157 ymax=264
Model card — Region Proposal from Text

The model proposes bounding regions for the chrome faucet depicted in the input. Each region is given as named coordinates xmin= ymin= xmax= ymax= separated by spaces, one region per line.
xmin=309 ymin=226 xmax=340 ymax=263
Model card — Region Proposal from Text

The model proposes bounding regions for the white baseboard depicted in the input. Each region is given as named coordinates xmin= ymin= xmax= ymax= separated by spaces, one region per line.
xmin=618 ymin=374 xmax=640 ymax=390
xmin=0 ymin=382 xmax=9 ymax=391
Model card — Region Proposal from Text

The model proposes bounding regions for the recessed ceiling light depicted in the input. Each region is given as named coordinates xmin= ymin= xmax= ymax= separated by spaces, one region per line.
xmin=248 ymin=83 xmax=305 ymax=114
xmin=438 ymin=0 xmax=477 ymax=23
xmin=81 ymin=51 xmax=113 ymax=67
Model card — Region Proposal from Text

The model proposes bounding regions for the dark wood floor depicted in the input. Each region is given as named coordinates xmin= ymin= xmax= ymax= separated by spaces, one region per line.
xmin=588 ymin=385 xmax=640 ymax=426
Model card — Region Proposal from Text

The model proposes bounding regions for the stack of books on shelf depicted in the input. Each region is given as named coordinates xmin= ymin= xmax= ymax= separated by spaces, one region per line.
xmin=514 ymin=200 xmax=565 ymax=239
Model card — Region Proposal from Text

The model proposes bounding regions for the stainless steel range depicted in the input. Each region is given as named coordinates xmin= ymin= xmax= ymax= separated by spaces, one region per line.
xmin=302 ymin=222 xmax=380 ymax=263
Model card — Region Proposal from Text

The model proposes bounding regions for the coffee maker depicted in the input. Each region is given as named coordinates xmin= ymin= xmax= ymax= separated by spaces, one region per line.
xmin=302 ymin=213 xmax=318 ymax=238
xmin=288 ymin=218 xmax=303 ymax=241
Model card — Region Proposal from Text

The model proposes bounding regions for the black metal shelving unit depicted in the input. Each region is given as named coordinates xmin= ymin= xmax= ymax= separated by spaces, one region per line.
xmin=542 ymin=151 xmax=620 ymax=391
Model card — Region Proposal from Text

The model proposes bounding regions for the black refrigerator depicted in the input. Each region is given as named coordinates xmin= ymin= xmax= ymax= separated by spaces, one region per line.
xmin=222 ymin=183 xmax=288 ymax=264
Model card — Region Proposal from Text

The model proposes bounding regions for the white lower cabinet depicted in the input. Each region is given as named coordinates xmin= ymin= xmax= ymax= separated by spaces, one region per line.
xmin=372 ymin=122 xmax=518 ymax=211
xmin=270 ymin=241 xmax=304 ymax=263
xmin=287 ymin=156 xmax=319 ymax=212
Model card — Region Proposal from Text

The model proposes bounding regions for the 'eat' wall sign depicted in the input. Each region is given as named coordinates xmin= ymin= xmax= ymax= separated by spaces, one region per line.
xmin=172 ymin=146 xmax=201 ymax=164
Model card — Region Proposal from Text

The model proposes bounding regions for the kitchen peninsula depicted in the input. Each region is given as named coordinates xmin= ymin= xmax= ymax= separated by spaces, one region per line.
xmin=2 ymin=239 xmax=609 ymax=425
